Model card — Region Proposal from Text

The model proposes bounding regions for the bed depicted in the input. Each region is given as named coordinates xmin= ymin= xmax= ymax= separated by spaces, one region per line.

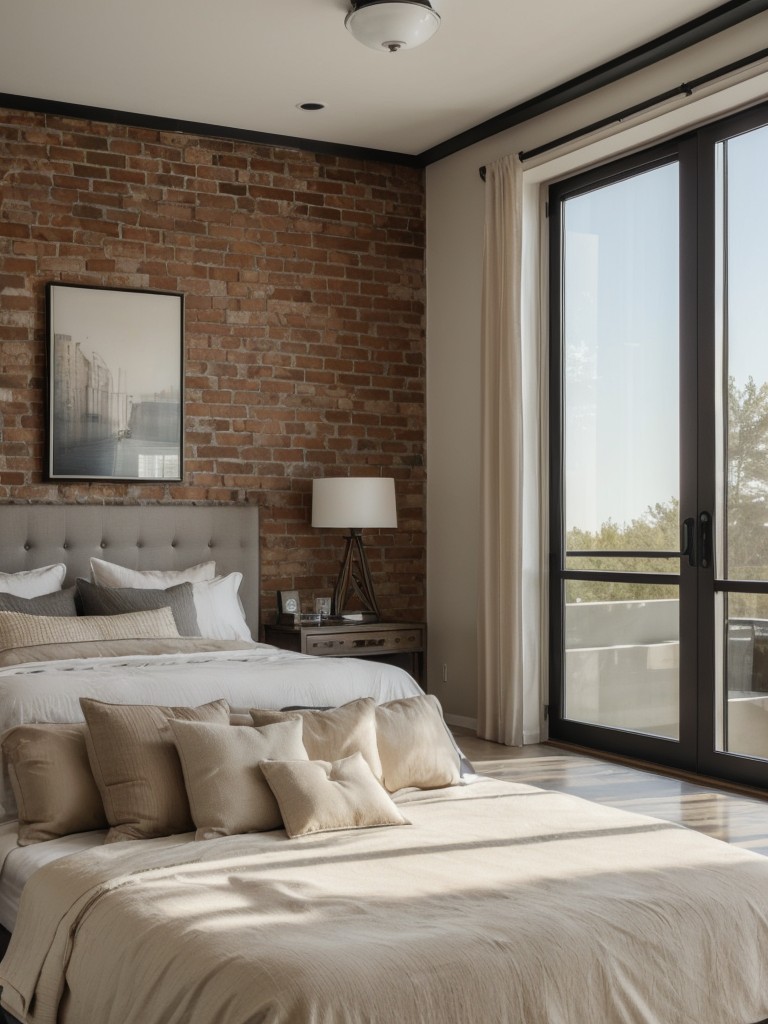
xmin=0 ymin=504 xmax=767 ymax=1024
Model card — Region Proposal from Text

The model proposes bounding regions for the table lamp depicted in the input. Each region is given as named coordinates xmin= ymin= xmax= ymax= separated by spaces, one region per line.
xmin=312 ymin=477 xmax=397 ymax=622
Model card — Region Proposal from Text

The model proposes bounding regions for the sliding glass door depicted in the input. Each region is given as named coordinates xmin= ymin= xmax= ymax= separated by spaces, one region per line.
xmin=549 ymin=101 xmax=768 ymax=787
xmin=701 ymin=110 xmax=768 ymax=781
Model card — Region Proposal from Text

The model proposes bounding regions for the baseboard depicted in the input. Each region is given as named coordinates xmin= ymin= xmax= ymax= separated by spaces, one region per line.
xmin=444 ymin=713 xmax=477 ymax=732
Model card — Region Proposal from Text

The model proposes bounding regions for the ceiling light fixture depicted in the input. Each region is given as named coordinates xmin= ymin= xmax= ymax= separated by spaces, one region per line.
xmin=345 ymin=0 xmax=440 ymax=53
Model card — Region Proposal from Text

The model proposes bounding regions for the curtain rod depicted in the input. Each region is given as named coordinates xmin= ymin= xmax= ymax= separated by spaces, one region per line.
xmin=478 ymin=45 xmax=768 ymax=179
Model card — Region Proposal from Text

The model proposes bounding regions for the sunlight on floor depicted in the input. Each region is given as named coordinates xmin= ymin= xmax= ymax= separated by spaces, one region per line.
xmin=451 ymin=731 xmax=768 ymax=856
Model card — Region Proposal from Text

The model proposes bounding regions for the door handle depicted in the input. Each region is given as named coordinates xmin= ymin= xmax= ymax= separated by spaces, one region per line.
xmin=699 ymin=511 xmax=712 ymax=569
xmin=681 ymin=517 xmax=696 ymax=566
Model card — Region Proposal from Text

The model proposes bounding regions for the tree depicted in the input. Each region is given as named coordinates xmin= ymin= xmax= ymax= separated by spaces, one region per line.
xmin=565 ymin=499 xmax=679 ymax=603
xmin=727 ymin=375 xmax=768 ymax=582
xmin=564 ymin=375 xmax=768 ymax=608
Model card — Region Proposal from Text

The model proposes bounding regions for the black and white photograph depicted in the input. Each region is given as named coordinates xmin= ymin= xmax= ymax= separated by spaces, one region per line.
xmin=47 ymin=283 xmax=184 ymax=481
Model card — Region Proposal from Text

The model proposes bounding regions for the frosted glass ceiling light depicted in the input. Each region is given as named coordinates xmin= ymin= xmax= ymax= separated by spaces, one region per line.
xmin=345 ymin=0 xmax=441 ymax=53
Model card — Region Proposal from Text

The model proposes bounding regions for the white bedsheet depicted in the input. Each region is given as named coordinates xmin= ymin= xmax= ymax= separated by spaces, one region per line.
xmin=0 ymin=645 xmax=422 ymax=820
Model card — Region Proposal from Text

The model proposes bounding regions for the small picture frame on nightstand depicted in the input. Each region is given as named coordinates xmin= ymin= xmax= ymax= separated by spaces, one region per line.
xmin=276 ymin=590 xmax=301 ymax=623
xmin=314 ymin=597 xmax=332 ymax=618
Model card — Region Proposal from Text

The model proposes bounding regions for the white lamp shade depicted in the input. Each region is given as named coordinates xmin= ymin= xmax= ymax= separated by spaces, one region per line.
xmin=312 ymin=477 xmax=397 ymax=529
xmin=345 ymin=1 xmax=440 ymax=52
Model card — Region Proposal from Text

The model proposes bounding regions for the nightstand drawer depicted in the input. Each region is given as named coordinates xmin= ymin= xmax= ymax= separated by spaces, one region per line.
xmin=305 ymin=626 xmax=424 ymax=657
xmin=263 ymin=620 xmax=426 ymax=685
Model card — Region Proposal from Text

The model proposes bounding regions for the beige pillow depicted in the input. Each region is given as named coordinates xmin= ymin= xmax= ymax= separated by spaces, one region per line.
xmin=80 ymin=697 xmax=230 ymax=843
xmin=0 ymin=607 xmax=180 ymax=653
xmin=170 ymin=718 xmax=308 ymax=840
xmin=89 ymin=557 xmax=216 ymax=589
xmin=229 ymin=712 xmax=253 ymax=726
xmin=249 ymin=698 xmax=382 ymax=779
xmin=2 ymin=724 xmax=107 ymax=845
xmin=375 ymin=695 xmax=462 ymax=792
xmin=261 ymin=752 xmax=410 ymax=839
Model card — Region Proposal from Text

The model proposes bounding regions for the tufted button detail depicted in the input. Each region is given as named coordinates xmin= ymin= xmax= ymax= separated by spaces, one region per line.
xmin=62 ymin=542 xmax=68 ymax=550
xmin=171 ymin=541 xmax=177 ymax=548
xmin=100 ymin=542 xmax=107 ymax=549
xmin=24 ymin=543 xmax=30 ymax=551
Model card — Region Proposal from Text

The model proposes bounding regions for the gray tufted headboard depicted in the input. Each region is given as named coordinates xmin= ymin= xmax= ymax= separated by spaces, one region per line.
xmin=0 ymin=505 xmax=260 ymax=633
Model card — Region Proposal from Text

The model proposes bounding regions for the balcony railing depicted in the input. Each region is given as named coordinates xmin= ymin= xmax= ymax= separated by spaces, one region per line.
xmin=565 ymin=599 xmax=768 ymax=756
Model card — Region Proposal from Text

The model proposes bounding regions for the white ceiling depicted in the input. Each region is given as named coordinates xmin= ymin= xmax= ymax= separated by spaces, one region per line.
xmin=0 ymin=0 xmax=748 ymax=158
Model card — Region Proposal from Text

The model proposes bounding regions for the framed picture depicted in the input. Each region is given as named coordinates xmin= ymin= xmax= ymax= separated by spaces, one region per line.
xmin=46 ymin=282 xmax=184 ymax=482
xmin=277 ymin=590 xmax=301 ymax=621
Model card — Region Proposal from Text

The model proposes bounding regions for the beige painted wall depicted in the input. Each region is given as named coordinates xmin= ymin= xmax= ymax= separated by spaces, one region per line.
xmin=425 ymin=13 xmax=768 ymax=726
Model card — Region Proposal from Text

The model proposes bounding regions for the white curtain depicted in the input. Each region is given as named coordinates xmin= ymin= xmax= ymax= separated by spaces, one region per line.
xmin=477 ymin=155 xmax=543 ymax=746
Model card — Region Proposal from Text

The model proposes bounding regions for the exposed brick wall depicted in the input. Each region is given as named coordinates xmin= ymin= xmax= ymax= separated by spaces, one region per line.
xmin=0 ymin=108 xmax=426 ymax=628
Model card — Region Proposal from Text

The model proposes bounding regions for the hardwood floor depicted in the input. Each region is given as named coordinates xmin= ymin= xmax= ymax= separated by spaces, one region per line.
xmin=453 ymin=730 xmax=768 ymax=856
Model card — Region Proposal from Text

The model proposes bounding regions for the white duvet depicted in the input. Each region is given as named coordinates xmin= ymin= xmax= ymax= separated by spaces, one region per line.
xmin=0 ymin=643 xmax=422 ymax=819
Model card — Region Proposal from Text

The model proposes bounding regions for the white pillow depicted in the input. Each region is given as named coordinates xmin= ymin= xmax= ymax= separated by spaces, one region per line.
xmin=191 ymin=574 xmax=252 ymax=641
xmin=90 ymin=557 xmax=216 ymax=590
xmin=0 ymin=564 xmax=66 ymax=598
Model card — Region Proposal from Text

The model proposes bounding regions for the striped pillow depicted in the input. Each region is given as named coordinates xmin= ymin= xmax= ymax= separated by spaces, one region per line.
xmin=0 ymin=607 xmax=180 ymax=652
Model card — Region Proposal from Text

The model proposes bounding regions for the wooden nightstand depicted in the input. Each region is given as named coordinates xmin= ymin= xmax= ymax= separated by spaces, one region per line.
xmin=263 ymin=621 xmax=426 ymax=686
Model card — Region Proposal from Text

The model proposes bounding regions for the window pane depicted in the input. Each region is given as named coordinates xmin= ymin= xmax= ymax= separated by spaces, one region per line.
xmin=564 ymin=580 xmax=679 ymax=739
xmin=720 ymin=123 xmax=768 ymax=581
xmin=563 ymin=164 xmax=679 ymax=552
xmin=720 ymin=592 xmax=768 ymax=759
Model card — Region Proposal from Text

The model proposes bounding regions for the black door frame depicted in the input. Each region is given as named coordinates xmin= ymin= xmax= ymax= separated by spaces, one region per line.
xmin=548 ymin=102 xmax=768 ymax=787
xmin=548 ymin=137 xmax=699 ymax=771
xmin=696 ymin=100 xmax=768 ymax=787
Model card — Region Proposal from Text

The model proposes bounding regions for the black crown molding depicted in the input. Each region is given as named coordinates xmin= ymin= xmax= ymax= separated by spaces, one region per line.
xmin=0 ymin=92 xmax=424 ymax=170
xmin=1 ymin=0 xmax=767 ymax=172
xmin=417 ymin=0 xmax=768 ymax=166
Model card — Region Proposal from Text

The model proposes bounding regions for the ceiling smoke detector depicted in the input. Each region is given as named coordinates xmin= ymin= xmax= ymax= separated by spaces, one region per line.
xmin=345 ymin=0 xmax=441 ymax=53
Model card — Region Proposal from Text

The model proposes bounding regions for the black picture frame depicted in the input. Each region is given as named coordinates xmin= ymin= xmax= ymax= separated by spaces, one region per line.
xmin=46 ymin=282 xmax=184 ymax=482
xmin=277 ymin=590 xmax=301 ymax=620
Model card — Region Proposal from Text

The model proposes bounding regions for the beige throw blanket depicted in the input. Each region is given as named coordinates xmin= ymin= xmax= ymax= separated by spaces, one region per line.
xmin=2 ymin=778 xmax=768 ymax=1024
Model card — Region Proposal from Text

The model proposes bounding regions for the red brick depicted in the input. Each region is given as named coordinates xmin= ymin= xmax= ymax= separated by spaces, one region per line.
xmin=0 ymin=104 xmax=426 ymax=624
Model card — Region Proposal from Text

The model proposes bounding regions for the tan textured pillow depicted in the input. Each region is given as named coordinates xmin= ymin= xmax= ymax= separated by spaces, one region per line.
xmin=80 ymin=697 xmax=230 ymax=843
xmin=170 ymin=718 xmax=308 ymax=840
xmin=0 ymin=607 xmax=180 ymax=653
xmin=2 ymin=724 xmax=107 ymax=845
xmin=249 ymin=698 xmax=383 ymax=779
xmin=261 ymin=752 xmax=410 ymax=839
xmin=375 ymin=694 xmax=462 ymax=792
xmin=229 ymin=712 xmax=253 ymax=726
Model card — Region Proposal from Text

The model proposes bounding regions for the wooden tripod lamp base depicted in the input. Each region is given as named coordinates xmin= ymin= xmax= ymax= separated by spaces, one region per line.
xmin=331 ymin=529 xmax=381 ymax=621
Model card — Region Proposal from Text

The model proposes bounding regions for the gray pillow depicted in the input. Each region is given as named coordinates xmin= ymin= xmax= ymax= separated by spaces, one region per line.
xmin=0 ymin=587 xmax=78 ymax=617
xmin=75 ymin=579 xmax=200 ymax=637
